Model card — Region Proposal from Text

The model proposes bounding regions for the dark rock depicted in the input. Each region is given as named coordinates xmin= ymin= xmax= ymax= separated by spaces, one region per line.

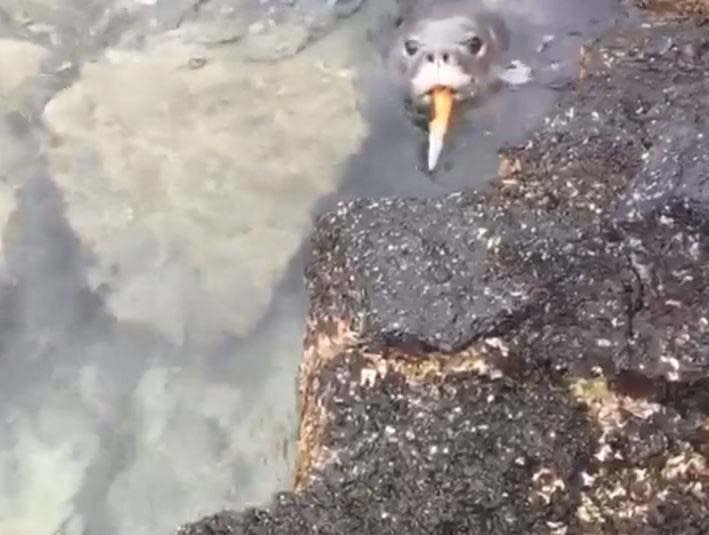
xmin=180 ymin=349 xmax=709 ymax=534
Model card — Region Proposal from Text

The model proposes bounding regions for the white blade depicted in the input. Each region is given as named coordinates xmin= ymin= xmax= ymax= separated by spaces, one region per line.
xmin=428 ymin=131 xmax=444 ymax=171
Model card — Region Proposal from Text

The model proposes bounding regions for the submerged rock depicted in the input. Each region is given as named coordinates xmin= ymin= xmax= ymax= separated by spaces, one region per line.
xmin=171 ymin=0 xmax=366 ymax=62
xmin=0 ymin=38 xmax=48 ymax=96
xmin=180 ymin=11 xmax=709 ymax=535
xmin=0 ymin=0 xmax=362 ymax=62
xmin=42 ymin=24 xmax=364 ymax=346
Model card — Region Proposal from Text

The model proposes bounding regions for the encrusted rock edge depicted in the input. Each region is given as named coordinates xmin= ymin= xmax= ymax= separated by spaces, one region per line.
xmin=178 ymin=13 xmax=709 ymax=535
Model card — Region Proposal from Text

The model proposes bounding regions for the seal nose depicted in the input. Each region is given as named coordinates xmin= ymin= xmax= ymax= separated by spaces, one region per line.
xmin=425 ymin=51 xmax=453 ymax=66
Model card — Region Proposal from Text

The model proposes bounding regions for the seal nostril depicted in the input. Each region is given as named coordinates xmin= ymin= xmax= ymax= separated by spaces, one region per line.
xmin=426 ymin=53 xmax=434 ymax=63
xmin=442 ymin=53 xmax=449 ymax=63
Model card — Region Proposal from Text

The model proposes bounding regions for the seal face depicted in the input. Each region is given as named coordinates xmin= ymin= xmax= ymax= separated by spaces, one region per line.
xmin=387 ymin=1 xmax=510 ymax=107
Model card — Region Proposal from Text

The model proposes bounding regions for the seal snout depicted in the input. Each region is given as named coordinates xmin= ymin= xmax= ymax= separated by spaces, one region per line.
xmin=398 ymin=17 xmax=498 ymax=102
xmin=410 ymin=48 xmax=474 ymax=100
xmin=423 ymin=50 xmax=452 ymax=65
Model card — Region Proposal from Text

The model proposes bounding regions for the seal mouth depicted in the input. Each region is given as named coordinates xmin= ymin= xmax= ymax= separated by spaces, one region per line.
xmin=427 ymin=85 xmax=459 ymax=96
xmin=427 ymin=86 xmax=455 ymax=172
xmin=419 ymin=85 xmax=466 ymax=104
xmin=416 ymin=73 xmax=480 ymax=101
xmin=411 ymin=62 xmax=475 ymax=102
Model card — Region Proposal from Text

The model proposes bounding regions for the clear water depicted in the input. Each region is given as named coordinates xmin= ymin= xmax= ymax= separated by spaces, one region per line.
xmin=0 ymin=1 xmax=624 ymax=534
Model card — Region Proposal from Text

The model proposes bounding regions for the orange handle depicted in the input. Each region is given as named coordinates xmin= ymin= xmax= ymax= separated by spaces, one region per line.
xmin=429 ymin=86 xmax=454 ymax=137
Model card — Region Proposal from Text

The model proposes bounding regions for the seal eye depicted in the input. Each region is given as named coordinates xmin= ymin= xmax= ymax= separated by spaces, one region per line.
xmin=463 ymin=36 xmax=483 ymax=55
xmin=404 ymin=40 xmax=419 ymax=56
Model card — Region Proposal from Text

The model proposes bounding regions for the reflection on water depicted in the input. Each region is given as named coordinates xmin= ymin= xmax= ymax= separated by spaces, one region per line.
xmin=0 ymin=1 xmax=622 ymax=534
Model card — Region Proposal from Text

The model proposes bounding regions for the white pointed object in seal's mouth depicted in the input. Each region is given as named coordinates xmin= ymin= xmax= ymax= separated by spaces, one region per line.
xmin=427 ymin=86 xmax=454 ymax=171
xmin=427 ymin=134 xmax=444 ymax=172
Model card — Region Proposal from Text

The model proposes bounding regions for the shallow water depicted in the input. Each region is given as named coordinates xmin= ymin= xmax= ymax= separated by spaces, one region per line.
xmin=0 ymin=1 xmax=624 ymax=534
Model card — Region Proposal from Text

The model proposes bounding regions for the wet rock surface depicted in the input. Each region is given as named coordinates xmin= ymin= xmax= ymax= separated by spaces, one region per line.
xmin=180 ymin=12 xmax=709 ymax=535
xmin=182 ymin=351 xmax=709 ymax=534
xmin=186 ymin=359 xmax=603 ymax=534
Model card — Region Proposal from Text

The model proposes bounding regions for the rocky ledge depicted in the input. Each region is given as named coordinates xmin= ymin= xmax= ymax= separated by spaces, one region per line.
xmin=179 ymin=8 xmax=709 ymax=535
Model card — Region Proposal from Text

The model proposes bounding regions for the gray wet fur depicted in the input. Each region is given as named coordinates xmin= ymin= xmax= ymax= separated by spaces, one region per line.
xmin=383 ymin=0 xmax=510 ymax=109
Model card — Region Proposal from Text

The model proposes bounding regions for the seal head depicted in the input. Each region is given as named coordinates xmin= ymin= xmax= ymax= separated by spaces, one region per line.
xmin=388 ymin=2 xmax=509 ymax=105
